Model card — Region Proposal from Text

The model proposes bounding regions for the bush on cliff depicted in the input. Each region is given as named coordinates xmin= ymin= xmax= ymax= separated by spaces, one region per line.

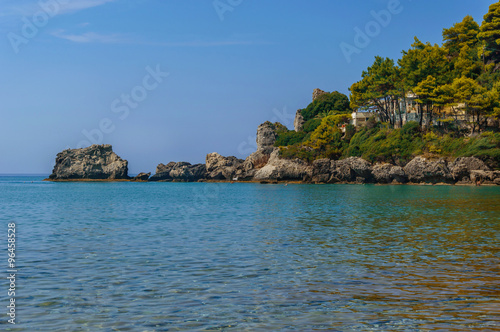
xmin=276 ymin=120 xmax=500 ymax=167
xmin=300 ymin=91 xmax=351 ymax=122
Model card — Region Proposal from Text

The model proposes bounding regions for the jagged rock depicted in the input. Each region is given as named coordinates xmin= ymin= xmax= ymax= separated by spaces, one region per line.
xmin=372 ymin=164 xmax=407 ymax=183
xmin=311 ymin=157 xmax=374 ymax=183
xmin=132 ymin=172 xmax=151 ymax=181
xmin=403 ymin=157 xmax=453 ymax=183
xmin=312 ymin=88 xmax=326 ymax=101
xmin=256 ymin=121 xmax=277 ymax=152
xmin=448 ymin=157 xmax=490 ymax=182
xmin=311 ymin=158 xmax=332 ymax=183
xmin=48 ymin=144 xmax=129 ymax=180
xmin=294 ymin=110 xmax=305 ymax=132
xmin=254 ymin=148 xmax=313 ymax=181
xmin=332 ymin=157 xmax=373 ymax=183
xmin=470 ymin=170 xmax=500 ymax=185
xmin=241 ymin=121 xmax=279 ymax=179
xmin=206 ymin=153 xmax=244 ymax=180
xmin=149 ymin=162 xmax=206 ymax=182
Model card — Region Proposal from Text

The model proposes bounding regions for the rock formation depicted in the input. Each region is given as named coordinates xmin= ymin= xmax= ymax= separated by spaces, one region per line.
xmin=403 ymin=157 xmax=454 ymax=184
xmin=132 ymin=172 xmax=151 ymax=181
xmin=372 ymin=164 xmax=407 ymax=184
xmin=205 ymin=153 xmax=244 ymax=180
xmin=149 ymin=162 xmax=206 ymax=182
xmin=312 ymin=88 xmax=326 ymax=101
xmin=48 ymin=123 xmax=499 ymax=185
xmin=241 ymin=121 xmax=278 ymax=179
xmin=294 ymin=110 xmax=305 ymax=132
xmin=311 ymin=157 xmax=376 ymax=183
xmin=254 ymin=148 xmax=313 ymax=181
xmin=48 ymin=144 xmax=129 ymax=180
xmin=448 ymin=157 xmax=490 ymax=183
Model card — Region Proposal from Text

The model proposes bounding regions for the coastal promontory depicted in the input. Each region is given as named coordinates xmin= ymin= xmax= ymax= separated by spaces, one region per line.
xmin=47 ymin=144 xmax=129 ymax=181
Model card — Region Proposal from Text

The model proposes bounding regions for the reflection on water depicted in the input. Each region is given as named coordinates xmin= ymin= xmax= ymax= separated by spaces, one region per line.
xmin=0 ymin=178 xmax=499 ymax=331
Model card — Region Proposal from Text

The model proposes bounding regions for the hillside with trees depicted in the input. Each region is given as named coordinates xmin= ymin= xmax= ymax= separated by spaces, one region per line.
xmin=274 ymin=2 xmax=500 ymax=168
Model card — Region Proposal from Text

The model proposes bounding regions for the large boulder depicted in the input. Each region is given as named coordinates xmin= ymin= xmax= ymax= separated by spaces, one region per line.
xmin=241 ymin=121 xmax=279 ymax=179
xmin=403 ymin=157 xmax=453 ymax=184
xmin=132 ymin=172 xmax=151 ymax=181
xmin=334 ymin=157 xmax=373 ymax=183
xmin=372 ymin=163 xmax=407 ymax=184
xmin=149 ymin=162 xmax=206 ymax=182
xmin=448 ymin=157 xmax=490 ymax=183
xmin=48 ymin=144 xmax=129 ymax=180
xmin=312 ymin=157 xmax=374 ymax=183
xmin=470 ymin=170 xmax=500 ymax=185
xmin=256 ymin=121 xmax=277 ymax=153
xmin=206 ymin=153 xmax=244 ymax=180
xmin=254 ymin=148 xmax=313 ymax=181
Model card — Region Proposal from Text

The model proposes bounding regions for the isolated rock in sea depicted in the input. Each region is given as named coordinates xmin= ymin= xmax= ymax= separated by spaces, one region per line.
xmin=254 ymin=148 xmax=313 ymax=181
xmin=48 ymin=144 xmax=129 ymax=180
xmin=149 ymin=162 xmax=206 ymax=182
xmin=403 ymin=157 xmax=453 ymax=184
xmin=205 ymin=153 xmax=244 ymax=180
xmin=294 ymin=110 xmax=305 ymax=132
xmin=448 ymin=157 xmax=490 ymax=183
xmin=132 ymin=172 xmax=151 ymax=181
xmin=372 ymin=163 xmax=407 ymax=184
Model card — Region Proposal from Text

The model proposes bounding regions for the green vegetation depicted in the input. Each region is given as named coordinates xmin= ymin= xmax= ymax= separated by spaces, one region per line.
xmin=300 ymin=91 xmax=351 ymax=122
xmin=273 ymin=3 xmax=500 ymax=166
xmin=277 ymin=122 xmax=500 ymax=166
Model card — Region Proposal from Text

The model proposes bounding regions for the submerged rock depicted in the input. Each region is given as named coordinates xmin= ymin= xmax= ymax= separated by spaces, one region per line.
xmin=48 ymin=144 xmax=129 ymax=180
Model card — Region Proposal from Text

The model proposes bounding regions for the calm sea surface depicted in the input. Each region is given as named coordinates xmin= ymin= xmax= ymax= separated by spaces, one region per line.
xmin=0 ymin=176 xmax=499 ymax=331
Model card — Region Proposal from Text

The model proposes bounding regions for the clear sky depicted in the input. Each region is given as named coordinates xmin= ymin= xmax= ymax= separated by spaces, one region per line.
xmin=0 ymin=0 xmax=495 ymax=174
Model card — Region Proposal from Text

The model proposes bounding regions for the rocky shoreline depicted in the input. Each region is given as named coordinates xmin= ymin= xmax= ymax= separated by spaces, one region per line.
xmin=46 ymin=122 xmax=500 ymax=186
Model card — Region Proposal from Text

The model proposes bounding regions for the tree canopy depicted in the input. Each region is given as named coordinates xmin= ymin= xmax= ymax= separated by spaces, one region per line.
xmin=300 ymin=91 xmax=351 ymax=122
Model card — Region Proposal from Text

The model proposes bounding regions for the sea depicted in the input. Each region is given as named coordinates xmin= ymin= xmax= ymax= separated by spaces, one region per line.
xmin=0 ymin=175 xmax=499 ymax=331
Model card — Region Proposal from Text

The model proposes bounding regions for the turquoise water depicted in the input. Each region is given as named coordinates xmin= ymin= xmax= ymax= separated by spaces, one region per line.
xmin=1 ymin=176 xmax=499 ymax=331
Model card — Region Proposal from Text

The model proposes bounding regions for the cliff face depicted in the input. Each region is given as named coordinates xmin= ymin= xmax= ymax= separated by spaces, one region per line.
xmin=149 ymin=162 xmax=206 ymax=182
xmin=48 ymin=145 xmax=129 ymax=180
xmin=48 ymin=123 xmax=499 ymax=185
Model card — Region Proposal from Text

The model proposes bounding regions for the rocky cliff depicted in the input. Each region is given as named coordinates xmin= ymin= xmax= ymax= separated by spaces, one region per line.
xmin=48 ymin=124 xmax=500 ymax=185
xmin=48 ymin=144 xmax=129 ymax=180
xmin=149 ymin=162 xmax=206 ymax=182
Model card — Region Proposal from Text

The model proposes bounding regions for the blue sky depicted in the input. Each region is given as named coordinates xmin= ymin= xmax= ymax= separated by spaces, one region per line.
xmin=0 ymin=0 xmax=495 ymax=174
